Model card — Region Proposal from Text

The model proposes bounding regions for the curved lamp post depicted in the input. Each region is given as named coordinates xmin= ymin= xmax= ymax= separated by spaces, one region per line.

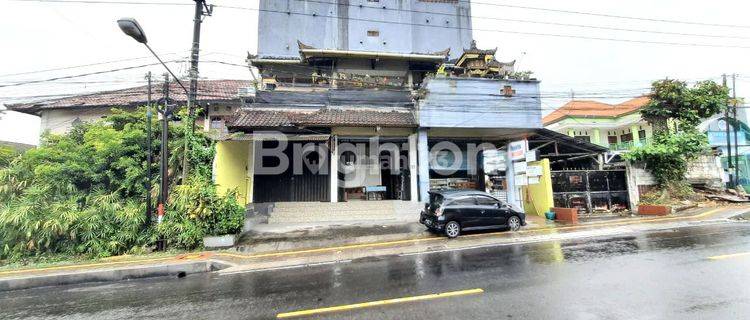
xmin=117 ymin=18 xmax=189 ymax=227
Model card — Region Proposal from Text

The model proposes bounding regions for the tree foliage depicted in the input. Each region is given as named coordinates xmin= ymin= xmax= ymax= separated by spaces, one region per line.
xmin=0 ymin=109 xmax=244 ymax=262
xmin=640 ymin=79 xmax=728 ymax=132
xmin=626 ymin=79 xmax=729 ymax=188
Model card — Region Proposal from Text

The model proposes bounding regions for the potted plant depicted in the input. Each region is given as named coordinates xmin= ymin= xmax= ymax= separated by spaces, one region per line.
xmin=202 ymin=191 xmax=246 ymax=249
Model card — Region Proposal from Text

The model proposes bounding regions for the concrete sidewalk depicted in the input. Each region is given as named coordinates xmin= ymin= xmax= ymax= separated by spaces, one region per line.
xmin=1 ymin=205 xmax=745 ymax=292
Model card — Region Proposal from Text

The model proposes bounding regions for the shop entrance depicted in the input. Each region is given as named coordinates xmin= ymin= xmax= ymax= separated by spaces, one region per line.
xmin=338 ymin=138 xmax=411 ymax=201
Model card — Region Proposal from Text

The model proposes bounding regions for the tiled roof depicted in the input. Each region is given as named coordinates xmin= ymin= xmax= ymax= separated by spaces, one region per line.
xmin=7 ymin=80 xmax=253 ymax=114
xmin=543 ymin=96 xmax=651 ymax=125
xmin=229 ymin=108 xmax=417 ymax=128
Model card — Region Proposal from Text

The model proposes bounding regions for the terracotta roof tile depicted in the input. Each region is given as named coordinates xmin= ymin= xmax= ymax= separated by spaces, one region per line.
xmin=8 ymin=80 xmax=253 ymax=114
xmin=543 ymin=96 xmax=650 ymax=125
xmin=229 ymin=108 xmax=416 ymax=128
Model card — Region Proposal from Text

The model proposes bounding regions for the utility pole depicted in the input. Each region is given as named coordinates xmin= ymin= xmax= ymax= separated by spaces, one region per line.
xmin=723 ymin=74 xmax=734 ymax=188
xmin=188 ymin=0 xmax=212 ymax=120
xmin=145 ymin=71 xmax=153 ymax=224
xmin=732 ymin=74 xmax=740 ymax=188
xmin=157 ymin=73 xmax=172 ymax=226
xmin=182 ymin=0 xmax=213 ymax=183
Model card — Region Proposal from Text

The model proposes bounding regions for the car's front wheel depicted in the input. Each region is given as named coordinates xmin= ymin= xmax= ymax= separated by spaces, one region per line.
xmin=508 ymin=215 xmax=522 ymax=231
xmin=445 ymin=221 xmax=461 ymax=238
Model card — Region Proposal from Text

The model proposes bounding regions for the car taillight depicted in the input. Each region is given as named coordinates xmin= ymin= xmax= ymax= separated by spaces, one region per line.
xmin=435 ymin=206 xmax=443 ymax=216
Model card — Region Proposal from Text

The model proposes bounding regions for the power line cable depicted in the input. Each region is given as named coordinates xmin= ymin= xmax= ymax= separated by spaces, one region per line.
xmin=11 ymin=0 xmax=750 ymax=49
xmin=467 ymin=0 xmax=750 ymax=29
xmin=0 ymin=61 xmax=183 ymax=88
xmin=0 ymin=51 xmax=187 ymax=79
xmin=290 ymin=0 xmax=750 ymax=40
xmin=215 ymin=4 xmax=750 ymax=50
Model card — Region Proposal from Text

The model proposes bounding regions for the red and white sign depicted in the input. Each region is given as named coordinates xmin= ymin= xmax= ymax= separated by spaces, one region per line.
xmin=508 ymin=140 xmax=528 ymax=161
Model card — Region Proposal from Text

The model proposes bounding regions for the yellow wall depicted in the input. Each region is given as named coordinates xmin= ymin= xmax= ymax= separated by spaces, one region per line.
xmin=214 ymin=140 xmax=251 ymax=205
xmin=522 ymin=159 xmax=554 ymax=217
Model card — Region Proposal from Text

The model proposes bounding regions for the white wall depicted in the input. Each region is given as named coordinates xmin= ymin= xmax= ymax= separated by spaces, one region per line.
xmin=39 ymin=107 xmax=117 ymax=135
xmin=0 ymin=109 xmax=40 ymax=145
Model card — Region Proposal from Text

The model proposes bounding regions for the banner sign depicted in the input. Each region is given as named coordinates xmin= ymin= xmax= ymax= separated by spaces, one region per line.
xmin=509 ymin=140 xmax=527 ymax=161
xmin=514 ymin=174 xmax=528 ymax=186
xmin=513 ymin=161 xmax=527 ymax=173
xmin=526 ymin=165 xmax=543 ymax=177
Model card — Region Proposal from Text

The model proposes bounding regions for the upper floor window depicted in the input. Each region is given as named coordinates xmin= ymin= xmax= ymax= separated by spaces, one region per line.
xmin=502 ymin=85 xmax=516 ymax=97
xmin=367 ymin=30 xmax=380 ymax=37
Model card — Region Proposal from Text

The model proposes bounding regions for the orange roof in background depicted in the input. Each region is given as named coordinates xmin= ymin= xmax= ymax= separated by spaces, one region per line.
xmin=543 ymin=96 xmax=651 ymax=125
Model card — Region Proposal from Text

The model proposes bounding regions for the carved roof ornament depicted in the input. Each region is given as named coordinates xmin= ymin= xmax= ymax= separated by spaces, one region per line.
xmin=297 ymin=40 xmax=316 ymax=51
xmin=463 ymin=39 xmax=497 ymax=55
xmin=428 ymin=48 xmax=451 ymax=58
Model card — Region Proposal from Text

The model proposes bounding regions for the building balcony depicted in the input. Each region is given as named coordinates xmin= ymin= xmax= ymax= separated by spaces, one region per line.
xmin=609 ymin=138 xmax=651 ymax=152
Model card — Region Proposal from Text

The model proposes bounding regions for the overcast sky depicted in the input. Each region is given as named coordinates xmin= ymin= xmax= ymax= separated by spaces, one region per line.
xmin=2 ymin=0 xmax=749 ymax=145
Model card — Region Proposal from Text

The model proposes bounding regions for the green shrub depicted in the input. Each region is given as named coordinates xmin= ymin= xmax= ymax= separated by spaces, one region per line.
xmin=624 ymin=131 xmax=709 ymax=186
xmin=0 ymin=109 xmax=243 ymax=263
xmin=157 ymin=177 xmax=244 ymax=249
xmin=0 ymin=145 xmax=18 ymax=168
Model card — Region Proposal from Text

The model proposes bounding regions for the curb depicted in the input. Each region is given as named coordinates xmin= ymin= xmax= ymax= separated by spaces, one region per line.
xmin=0 ymin=206 xmax=736 ymax=292
xmin=216 ymin=206 xmax=732 ymax=262
xmin=0 ymin=259 xmax=230 ymax=292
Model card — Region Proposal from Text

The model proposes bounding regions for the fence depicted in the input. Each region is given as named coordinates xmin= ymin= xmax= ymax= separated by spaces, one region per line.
xmin=551 ymin=170 xmax=630 ymax=214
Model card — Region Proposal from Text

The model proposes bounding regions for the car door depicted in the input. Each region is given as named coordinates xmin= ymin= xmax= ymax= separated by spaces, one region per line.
xmin=446 ymin=196 xmax=480 ymax=227
xmin=475 ymin=195 xmax=507 ymax=227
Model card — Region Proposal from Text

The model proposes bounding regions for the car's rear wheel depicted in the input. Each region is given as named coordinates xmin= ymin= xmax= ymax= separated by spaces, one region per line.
xmin=508 ymin=215 xmax=522 ymax=231
xmin=445 ymin=221 xmax=461 ymax=238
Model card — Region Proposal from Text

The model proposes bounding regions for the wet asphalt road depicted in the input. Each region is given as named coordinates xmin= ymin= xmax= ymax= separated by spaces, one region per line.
xmin=2 ymin=221 xmax=750 ymax=320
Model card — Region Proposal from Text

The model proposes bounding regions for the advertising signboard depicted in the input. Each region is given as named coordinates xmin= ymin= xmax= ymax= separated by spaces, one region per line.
xmin=509 ymin=140 xmax=527 ymax=161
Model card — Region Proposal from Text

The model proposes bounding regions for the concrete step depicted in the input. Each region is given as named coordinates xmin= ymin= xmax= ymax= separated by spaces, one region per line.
xmin=273 ymin=200 xmax=413 ymax=209
xmin=267 ymin=200 xmax=423 ymax=224
xmin=268 ymin=216 xmax=401 ymax=224
xmin=269 ymin=212 xmax=397 ymax=220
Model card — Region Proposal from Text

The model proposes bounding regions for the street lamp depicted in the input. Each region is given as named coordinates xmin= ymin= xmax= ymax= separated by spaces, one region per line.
xmin=118 ymin=18 xmax=189 ymax=226
xmin=117 ymin=18 xmax=189 ymax=95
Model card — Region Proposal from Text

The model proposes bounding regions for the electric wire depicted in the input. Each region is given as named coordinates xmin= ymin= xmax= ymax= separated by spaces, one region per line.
xmin=10 ymin=0 xmax=750 ymax=49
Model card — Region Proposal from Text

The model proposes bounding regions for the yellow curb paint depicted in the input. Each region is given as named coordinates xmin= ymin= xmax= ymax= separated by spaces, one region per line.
xmin=4 ymin=208 xmax=728 ymax=276
xmin=215 ymin=236 xmax=445 ymax=260
xmin=708 ymin=252 xmax=750 ymax=260
xmin=478 ymin=207 xmax=726 ymax=237
xmin=276 ymin=288 xmax=484 ymax=318
xmin=215 ymin=207 xmax=729 ymax=261
xmin=0 ymin=255 xmax=204 ymax=277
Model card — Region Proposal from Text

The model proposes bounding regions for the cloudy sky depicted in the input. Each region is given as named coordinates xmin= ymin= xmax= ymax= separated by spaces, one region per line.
xmin=1 ymin=0 xmax=749 ymax=145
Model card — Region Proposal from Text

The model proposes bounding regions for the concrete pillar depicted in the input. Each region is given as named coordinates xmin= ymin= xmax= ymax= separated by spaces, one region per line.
xmin=408 ymin=133 xmax=419 ymax=202
xmin=330 ymin=136 xmax=339 ymax=202
xmin=505 ymin=147 xmax=515 ymax=205
xmin=592 ymin=128 xmax=601 ymax=145
xmin=631 ymin=125 xmax=640 ymax=146
xmin=247 ymin=139 xmax=255 ymax=203
xmin=203 ymin=112 xmax=210 ymax=132
xmin=625 ymin=161 xmax=639 ymax=211
xmin=417 ymin=129 xmax=430 ymax=202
